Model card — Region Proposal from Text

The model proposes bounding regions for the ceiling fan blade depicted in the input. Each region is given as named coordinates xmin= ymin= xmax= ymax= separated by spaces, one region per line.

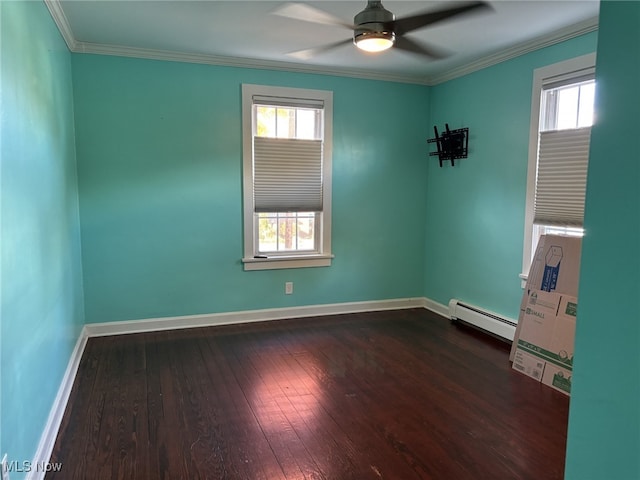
xmin=392 ymin=1 xmax=491 ymax=36
xmin=394 ymin=36 xmax=449 ymax=59
xmin=286 ymin=38 xmax=353 ymax=60
xmin=272 ymin=2 xmax=355 ymax=30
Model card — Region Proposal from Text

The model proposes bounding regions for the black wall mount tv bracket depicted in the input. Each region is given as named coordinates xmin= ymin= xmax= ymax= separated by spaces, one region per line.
xmin=427 ymin=124 xmax=469 ymax=167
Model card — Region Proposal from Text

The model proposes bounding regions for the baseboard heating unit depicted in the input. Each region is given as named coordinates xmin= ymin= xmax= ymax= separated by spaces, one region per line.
xmin=448 ymin=299 xmax=516 ymax=341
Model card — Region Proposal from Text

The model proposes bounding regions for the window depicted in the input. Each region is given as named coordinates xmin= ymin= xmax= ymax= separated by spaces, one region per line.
xmin=241 ymin=84 xmax=333 ymax=270
xmin=522 ymin=54 xmax=596 ymax=282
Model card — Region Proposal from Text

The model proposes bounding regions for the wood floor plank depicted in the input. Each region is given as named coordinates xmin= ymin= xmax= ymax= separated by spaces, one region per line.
xmin=316 ymin=318 xmax=470 ymax=479
xmin=47 ymin=309 xmax=570 ymax=480
xmin=239 ymin=329 xmax=358 ymax=479
xmin=267 ymin=333 xmax=366 ymax=477
xmin=48 ymin=337 xmax=109 ymax=479
xmin=278 ymin=322 xmax=429 ymax=480
xmin=197 ymin=333 xmax=287 ymax=480
xmin=221 ymin=332 xmax=320 ymax=479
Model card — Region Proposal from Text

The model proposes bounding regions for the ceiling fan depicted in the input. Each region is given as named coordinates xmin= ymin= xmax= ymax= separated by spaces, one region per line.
xmin=273 ymin=1 xmax=491 ymax=60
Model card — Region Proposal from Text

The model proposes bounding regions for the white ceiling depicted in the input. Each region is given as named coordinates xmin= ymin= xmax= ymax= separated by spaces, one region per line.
xmin=51 ymin=1 xmax=600 ymax=84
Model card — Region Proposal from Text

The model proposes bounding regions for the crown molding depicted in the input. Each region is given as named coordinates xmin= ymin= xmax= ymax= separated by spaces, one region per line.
xmin=425 ymin=16 xmax=599 ymax=85
xmin=43 ymin=0 xmax=77 ymax=51
xmin=44 ymin=0 xmax=598 ymax=87
xmin=72 ymin=41 xmax=430 ymax=85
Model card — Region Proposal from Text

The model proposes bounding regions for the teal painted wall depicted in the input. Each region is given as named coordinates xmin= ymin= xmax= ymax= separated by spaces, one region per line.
xmin=71 ymin=55 xmax=430 ymax=323
xmin=0 ymin=1 xmax=84 ymax=476
xmin=424 ymin=32 xmax=598 ymax=319
xmin=5 ymin=3 xmax=636 ymax=476
xmin=565 ymin=2 xmax=640 ymax=478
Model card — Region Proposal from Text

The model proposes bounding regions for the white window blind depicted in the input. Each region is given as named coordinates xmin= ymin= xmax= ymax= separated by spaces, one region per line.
xmin=253 ymin=136 xmax=323 ymax=212
xmin=534 ymin=126 xmax=591 ymax=226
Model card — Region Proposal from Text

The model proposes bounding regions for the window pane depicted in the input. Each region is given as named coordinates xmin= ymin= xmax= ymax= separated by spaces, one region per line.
xmin=276 ymin=108 xmax=295 ymax=138
xmin=277 ymin=213 xmax=298 ymax=251
xmin=578 ymin=82 xmax=595 ymax=128
xmin=297 ymin=214 xmax=316 ymax=250
xmin=255 ymin=105 xmax=322 ymax=140
xmin=541 ymin=80 xmax=595 ymax=131
xmin=258 ymin=214 xmax=278 ymax=252
xmin=556 ymin=86 xmax=580 ymax=130
xmin=256 ymin=106 xmax=276 ymax=137
xmin=296 ymin=109 xmax=317 ymax=139
xmin=256 ymin=212 xmax=317 ymax=253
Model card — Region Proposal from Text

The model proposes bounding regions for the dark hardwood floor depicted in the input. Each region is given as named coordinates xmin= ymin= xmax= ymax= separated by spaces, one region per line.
xmin=48 ymin=308 xmax=570 ymax=480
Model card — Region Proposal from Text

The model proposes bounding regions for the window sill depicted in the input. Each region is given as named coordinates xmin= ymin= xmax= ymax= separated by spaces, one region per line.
xmin=242 ymin=254 xmax=334 ymax=271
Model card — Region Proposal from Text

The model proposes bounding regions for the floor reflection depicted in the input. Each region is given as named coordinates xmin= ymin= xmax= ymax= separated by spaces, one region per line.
xmin=250 ymin=352 xmax=323 ymax=432
xmin=248 ymin=349 xmax=331 ymax=479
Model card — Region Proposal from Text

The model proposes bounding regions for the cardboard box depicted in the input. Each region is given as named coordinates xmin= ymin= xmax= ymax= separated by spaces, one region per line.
xmin=540 ymin=294 xmax=576 ymax=395
xmin=510 ymin=234 xmax=582 ymax=361
xmin=541 ymin=364 xmax=573 ymax=396
xmin=526 ymin=235 xmax=582 ymax=297
xmin=512 ymin=349 xmax=545 ymax=381
xmin=512 ymin=290 xmax=577 ymax=396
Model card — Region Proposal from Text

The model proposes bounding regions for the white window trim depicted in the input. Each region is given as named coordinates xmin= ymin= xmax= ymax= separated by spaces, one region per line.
xmin=521 ymin=53 xmax=596 ymax=285
xmin=241 ymin=84 xmax=333 ymax=271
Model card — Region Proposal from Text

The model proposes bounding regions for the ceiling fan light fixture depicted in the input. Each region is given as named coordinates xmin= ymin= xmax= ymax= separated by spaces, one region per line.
xmin=354 ymin=31 xmax=395 ymax=52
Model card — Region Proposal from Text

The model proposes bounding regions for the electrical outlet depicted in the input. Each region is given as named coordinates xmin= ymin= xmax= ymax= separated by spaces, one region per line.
xmin=285 ymin=282 xmax=293 ymax=295
xmin=1 ymin=454 xmax=10 ymax=480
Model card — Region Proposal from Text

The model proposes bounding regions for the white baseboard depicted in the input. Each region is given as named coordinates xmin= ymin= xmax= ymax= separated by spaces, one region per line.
xmin=84 ymin=297 xmax=429 ymax=337
xmin=423 ymin=297 xmax=449 ymax=318
xmin=27 ymin=326 xmax=89 ymax=480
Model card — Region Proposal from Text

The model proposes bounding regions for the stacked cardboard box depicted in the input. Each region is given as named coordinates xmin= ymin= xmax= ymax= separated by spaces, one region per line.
xmin=510 ymin=235 xmax=582 ymax=396
xmin=512 ymin=290 xmax=577 ymax=394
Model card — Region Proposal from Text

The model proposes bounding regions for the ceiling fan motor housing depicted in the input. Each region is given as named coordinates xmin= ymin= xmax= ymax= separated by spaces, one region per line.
xmin=353 ymin=0 xmax=396 ymax=46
